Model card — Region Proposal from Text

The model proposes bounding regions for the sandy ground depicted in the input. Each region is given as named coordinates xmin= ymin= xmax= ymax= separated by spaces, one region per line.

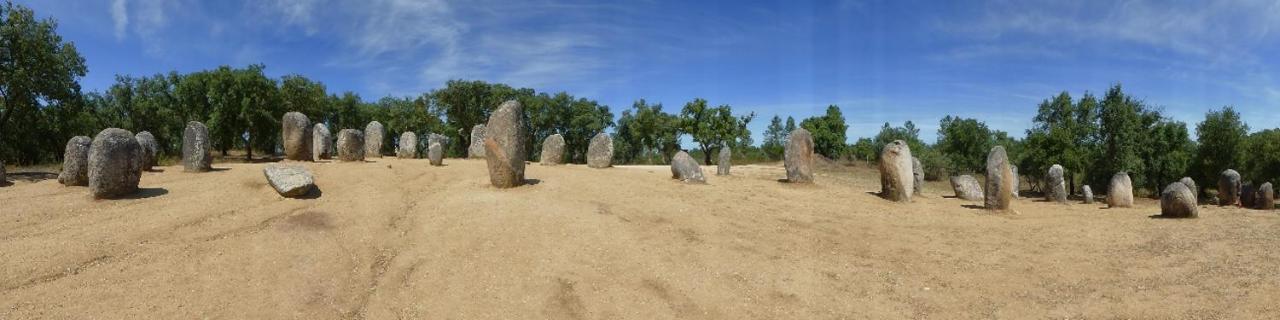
xmin=2 ymin=158 xmax=1279 ymax=319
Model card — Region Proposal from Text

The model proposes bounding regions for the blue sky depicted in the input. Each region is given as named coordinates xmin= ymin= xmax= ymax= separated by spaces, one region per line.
xmin=20 ymin=0 xmax=1280 ymax=143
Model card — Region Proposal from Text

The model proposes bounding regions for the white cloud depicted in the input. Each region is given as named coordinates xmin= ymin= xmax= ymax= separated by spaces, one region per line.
xmin=110 ymin=0 xmax=128 ymax=40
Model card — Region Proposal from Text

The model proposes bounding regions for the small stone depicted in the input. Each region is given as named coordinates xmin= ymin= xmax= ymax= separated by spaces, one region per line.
xmin=984 ymin=146 xmax=1014 ymax=210
xmin=878 ymin=140 xmax=913 ymax=202
xmin=336 ymin=129 xmax=365 ymax=162
xmin=281 ymin=112 xmax=312 ymax=161
xmin=1011 ymin=165 xmax=1021 ymax=198
xmin=1046 ymin=164 xmax=1067 ymax=203
xmin=483 ymin=100 xmax=528 ymax=188
xmin=1219 ymin=169 xmax=1241 ymax=206
xmin=1107 ymin=172 xmax=1134 ymax=208
xmin=1161 ymin=182 xmax=1197 ymax=218
xmin=428 ymin=141 xmax=444 ymax=166
xmin=134 ymin=131 xmax=159 ymax=171
xmin=468 ymin=124 xmax=487 ymax=159
xmin=912 ymin=157 xmax=924 ymax=195
xmin=364 ymin=121 xmax=385 ymax=158
xmin=541 ymin=134 xmax=565 ymax=165
xmin=587 ymin=132 xmax=613 ymax=169
xmin=1082 ymin=185 xmax=1094 ymax=204
xmin=182 ymin=121 xmax=213 ymax=172
xmin=398 ymin=131 xmax=418 ymax=159
xmin=313 ymin=123 xmax=332 ymax=160
xmin=88 ymin=128 xmax=143 ymax=199
xmin=717 ymin=146 xmax=731 ymax=176
xmin=949 ymin=175 xmax=984 ymax=201
xmin=671 ymin=151 xmax=706 ymax=183
xmin=58 ymin=136 xmax=93 ymax=186
xmin=784 ymin=128 xmax=815 ymax=183
xmin=263 ymin=164 xmax=315 ymax=198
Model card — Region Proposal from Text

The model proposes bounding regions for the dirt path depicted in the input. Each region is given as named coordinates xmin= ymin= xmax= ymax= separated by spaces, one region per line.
xmin=2 ymin=158 xmax=1278 ymax=319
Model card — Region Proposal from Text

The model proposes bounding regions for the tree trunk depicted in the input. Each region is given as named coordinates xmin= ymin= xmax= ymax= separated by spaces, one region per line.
xmin=245 ymin=136 xmax=253 ymax=161
xmin=701 ymin=144 xmax=712 ymax=165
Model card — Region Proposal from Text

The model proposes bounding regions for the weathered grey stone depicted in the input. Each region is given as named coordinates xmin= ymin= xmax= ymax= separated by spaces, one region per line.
xmin=397 ymin=131 xmax=418 ymax=159
xmin=671 ymin=151 xmax=706 ymax=184
xmin=427 ymin=133 xmax=448 ymax=149
xmin=1046 ymin=164 xmax=1067 ymax=203
xmin=1259 ymin=182 xmax=1275 ymax=210
xmin=313 ymin=123 xmax=332 ymax=160
xmin=1082 ymin=185 xmax=1094 ymax=204
xmin=58 ymin=136 xmax=93 ymax=186
xmin=1242 ymin=182 xmax=1258 ymax=208
xmin=1180 ymin=177 xmax=1198 ymax=204
xmin=1161 ymin=182 xmax=1198 ymax=218
xmin=483 ymin=100 xmax=528 ymax=188
xmin=784 ymin=128 xmax=815 ymax=183
xmin=336 ymin=129 xmax=365 ymax=162
xmin=912 ymin=157 xmax=924 ymax=195
xmin=949 ymin=175 xmax=984 ymax=201
xmin=587 ymin=133 xmax=613 ymax=169
xmin=1219 ymin=169 xmax=1242 ymax=206
xmin=879 ymin=140 xmax=914 ymax=202
xmin=88 ymin=128 xmax=143 ymax=199
xmin=468 ymin=124 xmax=487 ymax=159
xmin=540 ymin=134 xmax=565 ymax=166
xmin=1107 ymin=172 xmax=1134 ymax=208
xmin=364 ymin=121 xmax=384 ymax=158
xmin=134 ymin=131 xmax=158 ymax=171
xmin=263 ymin=164 xmax=315 ymax=198
xmin=1011 ymin=165 xmax=1020 ymax=198
xmin=428 ymin=141 xmax=444 ymax=166
xmin=984 ymin=146 xmax=1014 ymax=210
xmin=182 ymin=121 xmax=212 ymax=172
xmin=282 ymin=112 xmax=312 ymax=161
xmin=716 ymin=146 xmax=731 ymax=176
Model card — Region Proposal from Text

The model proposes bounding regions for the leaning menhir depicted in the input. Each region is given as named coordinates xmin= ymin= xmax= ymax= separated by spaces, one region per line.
xmin=134 ymin=131 xmax=158 ymax=171
xmin=336 ymin=129 xmax=365 ymax=161
xmin=313 ymin=123 xmax=332 ymax=160
xmin=671 ymin=151 xmax=707 ymax=184
xmin=1219 ymin=169 xmax=1241 ymax=206
xmin=468 ymin=124 xmax=487 ymax=159
xmin=183 ymin=121 xmax=213 ymax=172
xmin=983 ymin=146 xmax=1014 ymax=210
xmin=949 ymin=175 xmax=984 ymax=201
xmin=483 ymin=100 xmax=528 ymax=188
xmin=587 ymin=132 xmax=613 ymax=168
xmin=717 ymin=146 xmax=731 ymax=176
xmin=541 ymin=134 xmax=565 ymax=165
xmin=88 ymin=128 xmax=143 ymax=199
xmin=364 ymin=121 xmax=385 ymax=158
xmin=1107 ymin=172 xmax=1134 ymax=208
xmin=282 ymin=112 xmax=312 ymax=161
xmin=398 ymin=131 xmax=418 ymax=159
xmin=58 ymin=136 xmax=93 ymax=186
xmin=1161 ymin=182 xmax=1197 ymax=218
xmin=1046 ymin=164 xmax=1067 ymax=203
xmin=784 ymin=128 xmax=815 ymax=183
xmin=878 ymin=140 xmax=913 ymax=202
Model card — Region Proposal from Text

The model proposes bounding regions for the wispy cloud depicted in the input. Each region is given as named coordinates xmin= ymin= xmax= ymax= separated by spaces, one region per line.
xmin=110 ymin=0 xmax=128 ymax=40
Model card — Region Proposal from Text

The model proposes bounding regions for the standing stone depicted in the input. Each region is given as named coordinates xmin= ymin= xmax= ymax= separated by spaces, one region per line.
xmin=468 ymin=124 xmax=487 ymax=159
xmin=483 ymin=100 xmax=528 ymax=188
xmin=1082 ymin=185 xmax=1095 ymax=204
xmin=540 ymin=134 xmax=565 ymax=166
xmin=949 ymin=175 xmax=984 ymax=201
xmin=182 ymin=121 xmax=213 ymax=172
xmin=1180 ymin=177 xmax=1198 ymax=204
xmin=1219 ymin=169 xmax=1242 ymax=206
xmin=1161 ymin=182 xmax=1198 ymax=218
xmin=1011 ymin=165 xmax=1021 ymax=198
xmin=428 ymin=142 xmax=444 ymax=166
xmin=1242 ymin=182 xmax=1258 ymax=208
xmin=58 ymin=136 xmax=93 ymax=186
xmin=717 ymin=146 xmax=731 ymax=176
xmin=912 ymin=157 xmax=924 ymax=195
xmin=587 ymin=132 xmax=613 ymax=169
xmin=281 ymin=112 xmax=312 ymax=161
xmin=1107 ymin=172 xmax=1134 ymax=208
xmin=397 ymin=131 xmax=418 ymax=159
xmin=671 ymin=151 xmax=707 ymax=184
xmin=1258 ymin=182 xmax=1275 ymax=210
xmin=263 ymin=164 xmax=315 ymax=198
xmin=878 ymin=140 xmax=914 ymax=202
xmin=313 ymin=123 xmax=332 ymax=160
xmin=336 ymin=129 xmax=365 ymax=162
xmin=984 ymin=146 xmax=1014 ymax=210
xmin=364 ymin=121 xmax=385 ymax=158
xmin=88 ymin=128 xmax=143 ymax=199
xmin=784 ymin=128 xmax=815 ymax=183
xmin=1046 ymin=164 xmax=1067 ymax=203
xmin=134 ymin=131 xmax=158 ymax=171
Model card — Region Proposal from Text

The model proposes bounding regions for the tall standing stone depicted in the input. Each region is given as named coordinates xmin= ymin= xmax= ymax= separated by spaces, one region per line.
xmin=717 ymin=146 xmax=731 ymax=176
xmin=1082 ymin=185 xmax=1095 ymax=204
xmin=984 ymin=146 xmax=1014 ymax=210
xmin=1046 ymin=164 xmax=1067 ymax=203
xmin=1180 ymin=177 xmax=1198 ymax=204
xmin=949 ymin=175 xmax=984 ymax=201
xmin=1161 ymin=182 xmax=1198 ymax=218
xmin=1219 ymin=169 xmax=1242 ymax=206
xmin=540 ymin=134 xmax=565 ymax=166
xmin=784 ymin=128 xmax=815 ymax=183
xmin=1241 ymin=182 xmax=1258 ymax=208
xmin=88 ymin=128 xmax=143 ymax=199
xmin=1107 ymin=172 xmax=1134 ymax=208
xmin=912 ymin=157 xmax=923 ymax=195
xmin=58 ymin=136 xmax=93 ymax=186
xmin=336 ymin=129 xmax=365 ymax=162
xmin=134 ymin=131 xmax=158 ymax=171
xmin=281 ymin=112 xmax=312 ymax=161
xmin=878 ymin=140 xmax=914 ymax=202
xmin=1258 ymin=182 xmax=1275 ymax=210
xmin=313 ymin=123 xmax=332 ymax=160
xmin=398 ymin=131 xmax=418 ymax=159
xmin=671 ymin=151 xmax=707 ymax=184
xmin=483 ymin=100 xmax=528 ymax=188
xmin=587 ymin=132 xmax=613 ymax=169
xmin=182 ymin=121 xmax=212 ymax=172
xmin=1011 ymin=165 xmax=1021 ymax=198
xmin=468 ymin=124 xmax=487 ymax=159
xmin=428 ymin=141 xmax=444 ymax=166
xmin=364 ymin=121 xmax=385 ymax=158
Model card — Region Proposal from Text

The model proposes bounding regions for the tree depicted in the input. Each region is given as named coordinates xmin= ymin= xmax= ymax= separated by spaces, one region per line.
xmin=678 ymin=98 xmax=754 ymax=165
xmin=1193 ymin=106 xmax=1248 ymax=189
xmin=1141 ymin=120 xmax=1194 ymax=195
xmin=0 ymin=1 xmax=87 ymax=164
xmin=1091 ymin=85 xmax=1148 ymax=192
xmin=1021 ymin=91 xmax=1100 ymax=194
xmin=430 ymin=80 xmax=532 ymax=156
xmin=799 ymin=105 xmax=848 ymax=159
xmin=935 ymin=116 xmax=993 ymax=174
xmin=279 ymin=75 xmax=329 ymax=122
xmin=761 ymin=115 xmax=786 ymax=160
xmin=848 ymin=138 xmax=876 ymax=163
xmin=1241 ymin=129 xmax=1280 ymax=187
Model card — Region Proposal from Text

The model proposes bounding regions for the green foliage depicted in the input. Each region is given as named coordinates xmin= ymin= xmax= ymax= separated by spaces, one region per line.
xmin=614 ymin=99 xmax=680 ymax=164
xmin=1241 ymin=129 xmax=1280 ymax=187
xmin=526 ymin=92 xmax=613 ymax=163
xmin=935 ymin=116 xmax=993 ymax=174
xmin=760 ymin=115 xmax=786 ymax=160
xmin=279 ymin=75 xmax=329 ymax=122
xmin=1090 ymin=85 xmax=1150 ymax=190
xmin=1021 ymin=91 xmax=1099 ymax=193
xmin=678 ymin=98 xmax=754 ymax=165
xmin=873 ymin=121 xmax=945 ymax=180
xmin=0 ymin=1 xmax=88 ymax=164
xmin=799 ymin=105 xmax=848 ymax=159
xmin=1141 ymin=120 xmax=1194 ymax=194
xmin=847 ymin=138 xmax=876 ymax=163
xmin=429 ymin=80 xmax=533 ymax=157
xmin=1192 ymin=106 xmax=1249 ymax=188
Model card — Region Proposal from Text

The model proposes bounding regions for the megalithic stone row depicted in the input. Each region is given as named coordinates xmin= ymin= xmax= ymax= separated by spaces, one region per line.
xmin=671 ymin=151 xmax=707 ymax=184
xmin=58 ymin=136 xmax=93 ymax=186
xmin=282 ymin=112 xmax=312 ymax=161
xmin=949 ymin=175 xmax=984 ymax=201
xmin=183 ymin=121 xmax=213 ymax=172
xmin=587 ymin=132 xmax=613 ymax=168
xmin=88 ymin=128 xmax=143 ymax=199
xmin=336 ymin=129 xmax=365 ymax=162
xmin=364 ymin=121 xmax=385 ymax=158
xmin=784 ymin=128 xmax=815 ymax=183
xmin=984 ymin=146 xmax=1014 ymax=210
xmin=134 ymin=131 xmax=158 ymax=171
xmin=541 ymin=134 xmax=565 ymax=166
xmin=483 ymin=100 xmax=528 ymax=188
xmin=398 ymin=131 xmax=418 ymax=159
xmin=1107 ymin=172 xmax=1134 ymax=208
xmin=1219 ymin=169 xmax=1241 ymax=206
xmin=313 ymin=123 xmax=332 ymax=160
xmin=1161 ymin=182 xmax=1197 ymax=218
xmin=468 ymin=124 xmax=487 ymax=159
xmin=717 ymin=146 xmax=731 ymax=176
xmin=878 ymin=140 xmax=913 ymax=202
